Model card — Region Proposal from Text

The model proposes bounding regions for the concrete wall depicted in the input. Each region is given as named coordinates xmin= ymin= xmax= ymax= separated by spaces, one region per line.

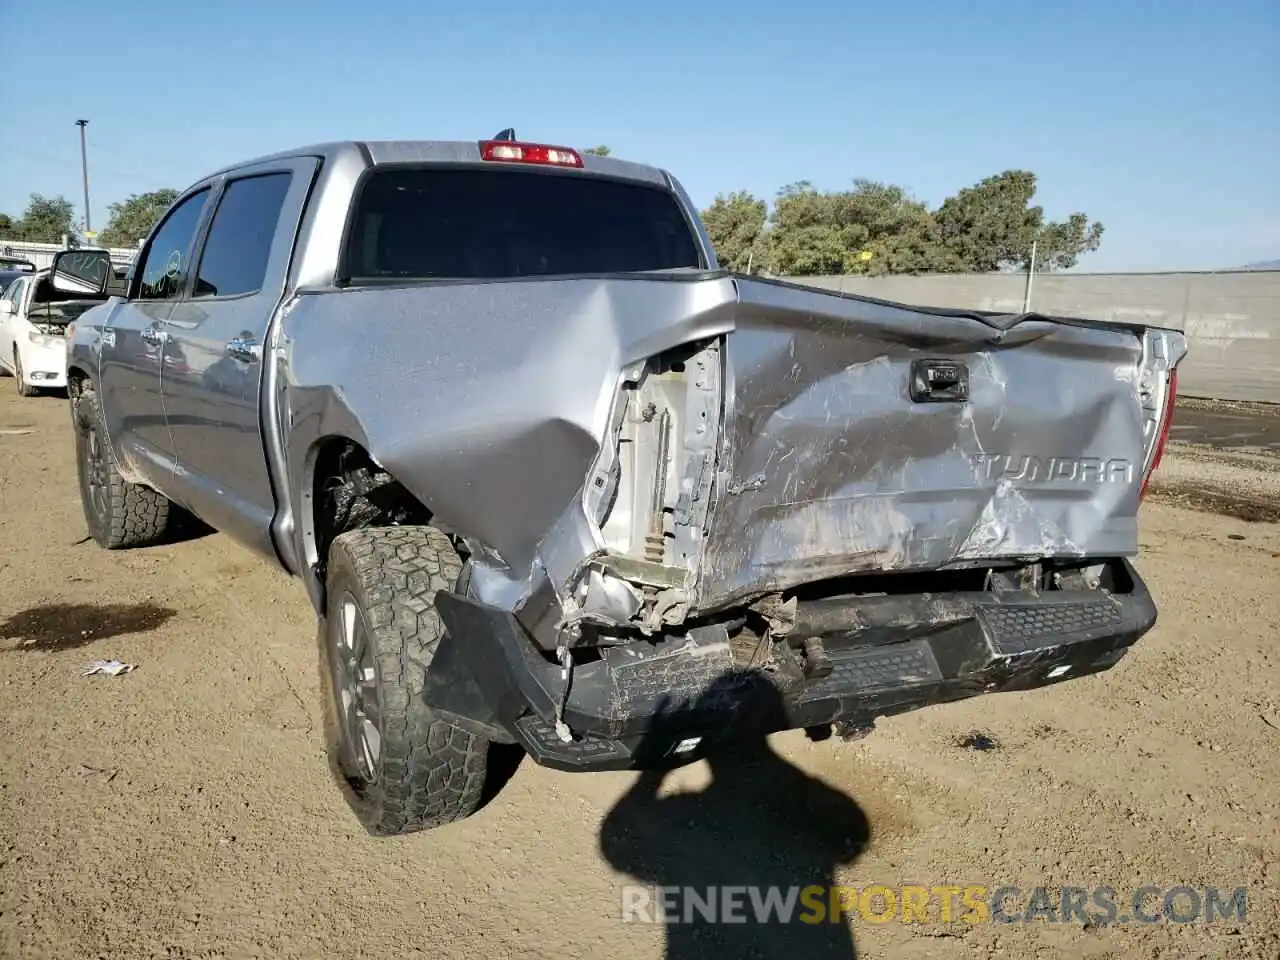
xmin=791 ymin=271 xmax=1280 ymax=404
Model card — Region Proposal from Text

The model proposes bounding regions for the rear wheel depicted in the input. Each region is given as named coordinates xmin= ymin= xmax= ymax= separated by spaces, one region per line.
xmin=319 ymin=525 xmax=499 ymax=836
xmin=14 ymin=349 xmax=37 ymax=397
xmin=72 ymin=382 xmax=174 ymax=548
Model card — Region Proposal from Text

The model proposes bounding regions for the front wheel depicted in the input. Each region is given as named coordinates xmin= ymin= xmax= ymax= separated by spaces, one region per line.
xmin=319 ymin=525 xmax=502 ymax=836
xmin=72 ymin=382 xmax=174 ymax=548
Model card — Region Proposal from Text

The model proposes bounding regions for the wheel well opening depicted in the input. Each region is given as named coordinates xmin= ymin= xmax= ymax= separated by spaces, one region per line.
xmin=67 ymin=368 xmax=88 ymax=395
xmin=310 ymin=439 xmax=436 ymax=582
xmin=66 ymin=368 xmax=91 ymax=424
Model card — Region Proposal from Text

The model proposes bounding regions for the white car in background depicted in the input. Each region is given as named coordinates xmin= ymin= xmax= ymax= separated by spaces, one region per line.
xmin=0 ymin=270 xmax=102 ymax=396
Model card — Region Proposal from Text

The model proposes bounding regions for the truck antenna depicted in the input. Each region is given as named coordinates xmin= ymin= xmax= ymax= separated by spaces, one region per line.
xmin=492 ymin=128 xmax=517 ymax=142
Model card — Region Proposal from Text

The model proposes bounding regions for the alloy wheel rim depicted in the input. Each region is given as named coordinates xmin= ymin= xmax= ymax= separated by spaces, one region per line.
xmin=85 ymin=426 xmax=108 ymax=519
xmin=332 ymin=592 xmax=381 ymax=783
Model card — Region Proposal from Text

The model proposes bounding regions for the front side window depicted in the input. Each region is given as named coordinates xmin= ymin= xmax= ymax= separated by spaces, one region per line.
xmin=134 ymin=188 xmax=211 ymax=301
xmin=343 ymin=167 xmax=703 ymax=282
xmin=194 ymin=173 xmax=292 ymax=298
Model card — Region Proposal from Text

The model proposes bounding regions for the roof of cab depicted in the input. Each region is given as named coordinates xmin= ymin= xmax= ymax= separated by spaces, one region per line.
xmin=199 ymin=140 xmax=671 ymax=188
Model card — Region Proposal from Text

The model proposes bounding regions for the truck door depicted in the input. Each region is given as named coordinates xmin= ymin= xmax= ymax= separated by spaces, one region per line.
xmin=98 ymin=186 xmax=213 ymax=490
xmin=159 ymin=158 xmax=318 ymax=559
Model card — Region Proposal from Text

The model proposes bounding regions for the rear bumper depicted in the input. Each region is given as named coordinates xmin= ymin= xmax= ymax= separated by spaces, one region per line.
xmin=427 ymin=558 xmax=1157 ymax=771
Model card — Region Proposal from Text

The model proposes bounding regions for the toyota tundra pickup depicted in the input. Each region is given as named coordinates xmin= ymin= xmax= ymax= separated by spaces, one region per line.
xmin=48 ymin=134 xmax=1186 ymax=836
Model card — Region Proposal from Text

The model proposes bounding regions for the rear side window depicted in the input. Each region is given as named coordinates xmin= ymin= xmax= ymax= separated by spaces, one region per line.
xmin=194 ymin=173 xmax=292 ymax=298
xmin=343 ymin=168 xmax=703 ymax=281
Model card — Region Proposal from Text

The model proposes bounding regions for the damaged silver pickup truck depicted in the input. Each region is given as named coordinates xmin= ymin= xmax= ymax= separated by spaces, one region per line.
xmin=49 ymin=134 xmax=1186 ymax=836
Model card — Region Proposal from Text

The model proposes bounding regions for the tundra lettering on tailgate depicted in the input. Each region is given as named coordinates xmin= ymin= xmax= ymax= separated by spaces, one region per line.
xmin=970 ymin=453 xmax=1135 ymax=485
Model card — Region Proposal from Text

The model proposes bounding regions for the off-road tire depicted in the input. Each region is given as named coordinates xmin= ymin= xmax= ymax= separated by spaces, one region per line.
xmin=14 ymin=350 xmax=37 ymax=397
xmin=72 ymin=382 xmax=173 ymax=548
xmin=319 ymin=526 xmax=495 ymax=836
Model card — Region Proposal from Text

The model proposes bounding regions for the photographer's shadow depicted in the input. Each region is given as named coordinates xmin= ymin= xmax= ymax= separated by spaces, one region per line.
xmin=599 ymin=672 xmax=869 ymax=959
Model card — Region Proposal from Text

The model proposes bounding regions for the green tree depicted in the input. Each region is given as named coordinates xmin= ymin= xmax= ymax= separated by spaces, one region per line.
xmin=762 ymin=170 xmax=1104 ymax=276
xmin=932 ymin=170 xmax=1102 ymax=272
xmin=827 ymin=179 xmax=956 ymax=276
xmin=1032 ymin=212 xmax=1105 ymax=271
xmin=14 ymin=194 xmax=75 ymax=243
xmin=766 ymin=182 xmax=850 ymax=275
xmin=0 ymin=213 xmax=13 ymax=235
xmin=98 ymin=189 xmax=179 ymax=247
xmin=700 ymin=191 xmax=768 ymax=272
xmin=583 ymin=145 xmax=611 ymax=156
xmin=767 ymin=180 xmax=955 ymax=276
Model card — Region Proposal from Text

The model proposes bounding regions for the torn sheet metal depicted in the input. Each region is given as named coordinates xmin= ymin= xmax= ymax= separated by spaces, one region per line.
xmin=687 ymin=278 xmax=1163 ymax=613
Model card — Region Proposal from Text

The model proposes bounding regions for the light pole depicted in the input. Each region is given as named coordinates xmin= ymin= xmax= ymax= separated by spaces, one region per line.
xmin=75 ymin=119 xmax=91 ymax=235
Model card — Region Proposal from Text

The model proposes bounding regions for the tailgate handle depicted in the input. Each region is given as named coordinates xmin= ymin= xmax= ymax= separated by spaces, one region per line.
xmin=910 ymin=359 xmax=969 ymax=403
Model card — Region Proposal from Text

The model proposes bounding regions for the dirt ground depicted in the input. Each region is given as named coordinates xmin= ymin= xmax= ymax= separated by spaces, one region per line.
xmin=1 ymin=388 xmax=1277 ymax=960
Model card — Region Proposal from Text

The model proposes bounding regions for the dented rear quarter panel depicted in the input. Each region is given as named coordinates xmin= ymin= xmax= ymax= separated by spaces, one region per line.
xmin=278 ymin=274 xmax=740 ymax=595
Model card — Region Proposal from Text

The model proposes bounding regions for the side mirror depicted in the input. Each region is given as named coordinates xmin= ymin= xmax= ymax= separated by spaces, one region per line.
xmin=0 ymin=301 xmax=12 ymax=316
xmin=48 ymin=249 xmax=113 ymax=300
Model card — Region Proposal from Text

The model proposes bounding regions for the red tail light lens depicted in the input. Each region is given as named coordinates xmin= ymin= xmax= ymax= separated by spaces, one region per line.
xmin=1140 ymin=367 xmax=1177 ymax=500
xmin=480 ymin=141 xmax=584 ymax=168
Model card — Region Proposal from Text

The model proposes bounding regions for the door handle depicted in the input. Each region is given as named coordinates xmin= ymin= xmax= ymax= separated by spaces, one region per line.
xmin=140 ymin=325 xmax=167 ymax=345
xmin=225 ymin=336 xmax=261 ymax=363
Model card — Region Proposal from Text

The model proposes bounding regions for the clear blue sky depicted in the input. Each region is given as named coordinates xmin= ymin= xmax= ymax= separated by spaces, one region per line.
xmin=2 ymin=0 xmax=1275 ymax=271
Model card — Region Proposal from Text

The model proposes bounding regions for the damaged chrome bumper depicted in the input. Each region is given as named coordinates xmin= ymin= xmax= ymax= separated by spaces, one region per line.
xmin=424 ymin=556 xmax=1158 ymax=771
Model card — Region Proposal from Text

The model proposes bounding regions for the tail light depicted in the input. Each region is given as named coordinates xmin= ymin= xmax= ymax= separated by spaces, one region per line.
xmin=1138 ymin=329 xmax=1188 ymax=500
xmin=1139 ymin=367 xmax=1177 ymax=500
xmin=480 ymin=140 xmax=584 ymax=168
